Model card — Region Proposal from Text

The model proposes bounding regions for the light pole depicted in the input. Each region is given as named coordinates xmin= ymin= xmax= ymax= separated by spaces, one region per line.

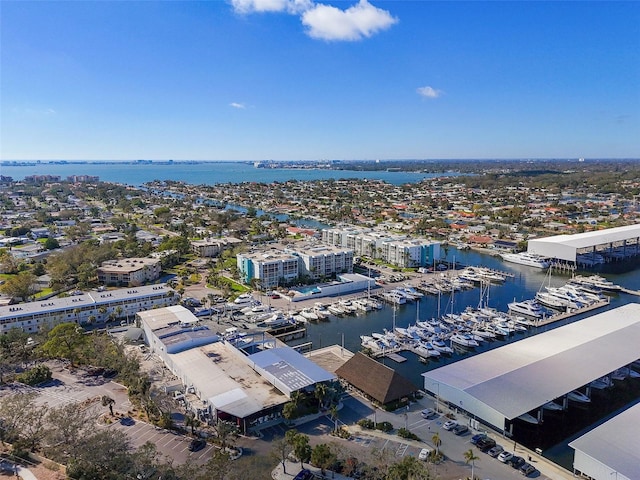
xmin=338 ymin=332 xmax=344 ymax=356
xmin=433 ymin=382 xmax=440 ymax=413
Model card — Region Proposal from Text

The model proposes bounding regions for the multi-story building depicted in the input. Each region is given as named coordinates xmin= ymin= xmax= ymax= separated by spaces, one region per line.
xmin=0 ymin=284 xmax=179 ymax=333
xmin=97 ymin=257 xmax=162 ymax=286
xmin=285 ymin=244 xmax=353 ymax=279
xmin=190 ymin=237 xmax=242 ymax=258
xmin=321 ymin=227 xmax=440 ymax=268
xmin=237 ymin=251 xmax=299 ymax=289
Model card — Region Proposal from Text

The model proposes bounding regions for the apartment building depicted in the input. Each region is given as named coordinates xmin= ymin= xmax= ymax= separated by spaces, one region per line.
xmin=98 ymin=257 xmax=162 ymax=286
xmin=237 ymin=251 xmax=299 ymax=289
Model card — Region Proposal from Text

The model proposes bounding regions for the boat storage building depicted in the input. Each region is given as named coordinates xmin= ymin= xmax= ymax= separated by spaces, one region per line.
xmin=527 ymin=223 xmax=640 ymax=264
xmin=422 ymin=303 xmax=640 ymax=435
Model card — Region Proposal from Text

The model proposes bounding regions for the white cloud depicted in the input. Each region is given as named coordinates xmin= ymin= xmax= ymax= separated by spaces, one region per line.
xmin=301 ymin=0 xmax=397 ymax=41
xmin=230 ymin=102 xmax=246 ymax=109
xmin=231 ymin=0 xmax=311 ymax=14
xmin=416 ymin=86 xmax=442 ymax=99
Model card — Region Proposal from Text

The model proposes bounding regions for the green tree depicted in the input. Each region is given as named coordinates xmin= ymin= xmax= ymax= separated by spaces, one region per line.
xmin=39 ymin=323 xmax=88 ymax=366
xmin=285 ymin=430 xmax=311 ymax=469
xmin=43 ymin=237 xmax=60 ymax=250
xmin=101 ymin=395 xmax=115 ymax=416
xmin=431 ymin=432 xmax=441 ymax=455
xmin=0 ymin=272 xmax=38 ymax=301
xmin=310 ymin=443 xmax=336 ymax=476
xmin=464 ymin=448 xmax=480 ymax=480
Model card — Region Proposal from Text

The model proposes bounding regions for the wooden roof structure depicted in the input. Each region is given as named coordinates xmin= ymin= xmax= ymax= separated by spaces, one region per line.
xmin=335 ymin=352 xmax=418 ymax=405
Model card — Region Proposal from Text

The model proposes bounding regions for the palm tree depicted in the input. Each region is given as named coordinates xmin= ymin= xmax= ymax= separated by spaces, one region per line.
xmin=329 ymin=405 xmax=339 ymax=433
xmin=432 ymin=432 xmax=441 ymax=455
xmin=464 ymin=448 xmax=479 ymax=480
xmin=101 ymin=395 xmax=115 ymax=416
xmin=185 ymin=412 xmax=200 ymax=436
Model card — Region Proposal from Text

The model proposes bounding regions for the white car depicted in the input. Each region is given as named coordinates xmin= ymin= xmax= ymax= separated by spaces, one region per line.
xmin=442 ymin=420 xmax=457 ymax=431
xmin=418 ymin=448 xmax=432 ymax=461
xmin=498 ymin=451 xmax=513 ymax=463
xmin=421 ymin=408 xmax=437 ymax=419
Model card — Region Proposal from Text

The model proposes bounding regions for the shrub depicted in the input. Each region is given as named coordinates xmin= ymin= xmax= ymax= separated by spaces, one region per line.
xmin=16 ymin=364 xmax=52 ymax=386
xmin=375 ymin=421 xmax=393 ymax=433
xmin=357 ymin=419 xmax=374 ymax=429
xmin=397 ymin=428 xmax=420 ymax=441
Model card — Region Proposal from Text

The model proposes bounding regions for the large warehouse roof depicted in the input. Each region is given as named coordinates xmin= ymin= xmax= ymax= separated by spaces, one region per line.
xmin=528 ymin=224 xmax=640 ymax=261
xmin=422 ymin=304 xmax=640 ymax=422
xmin=569 ymin=402 xmax=640 ymax=480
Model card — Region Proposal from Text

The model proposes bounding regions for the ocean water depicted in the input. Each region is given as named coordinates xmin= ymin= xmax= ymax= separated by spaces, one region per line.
xmin=0 ymin=161 xmax=451 ymax=186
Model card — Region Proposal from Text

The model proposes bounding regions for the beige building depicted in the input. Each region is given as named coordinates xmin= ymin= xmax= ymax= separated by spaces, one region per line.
xmin=190 ymin=237 xmax=242 ymax=257
xmin=98 ymin=257 xmax=162 ymax=286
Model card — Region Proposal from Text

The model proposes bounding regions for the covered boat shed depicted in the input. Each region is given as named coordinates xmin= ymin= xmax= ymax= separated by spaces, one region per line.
xmin=422 ymin=303 xmax=640 ymax=433
xmin=569 ymin=402 xmax=640 ymax=480
xmin=527 ymin=223 xmax=640 ymax=263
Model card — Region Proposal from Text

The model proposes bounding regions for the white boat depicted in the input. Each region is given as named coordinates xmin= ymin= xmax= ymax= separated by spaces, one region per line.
xmin=327 ymin=304 xmax=345 ymax=316
xmin=262 ymin=313 xmax=295 ymax=328
xmin=339 ymin=300 xmax=358 ymax=314
xmin=233 ymin=293 xmax=254 ymax=304
xmin=501 ymin=252 xmax=550 ymax=269
xmin=431 ymin=338 xmax=454 ymax=355
xmin=516 ymin=413 xmax=539 ymax=424
xmin=402 ymin=285 xmax=424 ymax=298
xmin=542 ymin=401 xmax=564 ymax=411
xmin=535 ymin=291 xmax=568 ymax=310
xmin=383 ymin=291 xmax=407 ymax=305
xmin=508 ymin=300 xmax=544 ymax=319
xmin=415 ymin=341 xmax=441 ymax=358
xmin=313 ymin=302 xmax=330 ymax=319
xmin=471 ymin=327 xmax=497 ymax=340
xmin=589 ymin=377 xmax=612 ymax=390
xmin=300 ymin=308 xmax=319 ymax=321
xmin=450 ymin=332 xmax=479 ymax=348
xmin=567 ymin=390 xmax=591 ymax=403
xmin=352 ymin=299 xmax=372 ymax=312
xmin=365 ymin=298 xmax=384 ymax=310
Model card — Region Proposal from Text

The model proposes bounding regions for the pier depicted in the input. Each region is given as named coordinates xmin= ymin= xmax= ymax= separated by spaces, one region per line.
xmin=534 ymin=298 xmax=610 ymax=327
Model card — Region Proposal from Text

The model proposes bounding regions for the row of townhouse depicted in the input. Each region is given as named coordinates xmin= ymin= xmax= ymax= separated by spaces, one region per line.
xmin=0 ymin=284 xmax=179 ymax=333
xmin=236 ymin=244 xmax=354 ymax=289
xmin=321 ymin=227 xmax=441 ymax=268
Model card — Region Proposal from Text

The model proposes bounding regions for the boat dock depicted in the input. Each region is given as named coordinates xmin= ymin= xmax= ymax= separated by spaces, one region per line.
xmin=383 ymin=352 xmax=407 ymax=363
xmin=533 ymin=298 xmax=610 ymax=327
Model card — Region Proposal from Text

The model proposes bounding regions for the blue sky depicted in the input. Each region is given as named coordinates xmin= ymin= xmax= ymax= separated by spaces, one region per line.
xmin=2 ymin=0 xmax=639 ymax=161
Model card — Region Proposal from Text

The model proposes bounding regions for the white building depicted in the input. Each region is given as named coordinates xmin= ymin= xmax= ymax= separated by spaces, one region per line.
xmin=0 ymin=284 xmax=178 ymax=333
xmin=286 ymin=244 xmax=353 ymax=279
xmin=98 ymin=257 xmax=162 ymax=286
xmin=237 ymin=251 xmax=299 ymax=289
xmin=191 ymin=237 xmax=242 ymax=258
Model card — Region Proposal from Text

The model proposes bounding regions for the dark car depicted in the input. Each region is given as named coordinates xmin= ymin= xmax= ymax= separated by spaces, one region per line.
xmin=470 ymin=432 xmax=487 ymax=445
xmin=452 ymin=424 xmax=469 ymax=436
xmin=293 ymin=469 xmax=314 ymax=480
xmin=120 ymin=416 xmax=135 ymax=426
xmin=188 ymin=438 xmax=206 ymax=452
xmin=520 ymin=463 xmax=536 ymax=476
xmin=476 ymin=437 xmax=496 ymax=452
xmin=510 ymin=456 xmax=526 ymax=469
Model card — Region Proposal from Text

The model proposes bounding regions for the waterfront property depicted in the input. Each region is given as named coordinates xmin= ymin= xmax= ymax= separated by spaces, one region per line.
xmin=138 ymin=305 xmax=336 ymax=433
xmin=421 ymin=304 xmax=640 ymax=435
xmin=288 ymin=273 xmax=375 ymax=302
xmin=0 ymin=283 xmax=178 ymax=333
xmin=528 ymin=223 xmax=640 ymax=267
xmin=569 ymin=402 xmax=639 ymax=480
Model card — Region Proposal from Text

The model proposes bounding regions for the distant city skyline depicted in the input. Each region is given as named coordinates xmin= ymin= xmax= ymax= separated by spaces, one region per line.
xmin=2 ymin=1 xmax=639 ymax=161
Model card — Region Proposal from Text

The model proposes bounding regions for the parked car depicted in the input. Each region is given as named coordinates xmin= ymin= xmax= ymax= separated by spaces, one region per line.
xmin=418 ymin=448 xmax=432 ymax=461
xmin=470 ymin=432 xmax=487 ymax=445
xmin=120 ymin=416 xmax=135 ymax=426
xmin=293 ymin=469 xmax=314 ymax=480
xmin=453 ymin=424 xmax=469 ymax=435
xmin=421 ymin=408 xmax=437 ymax=419
xmin=519 ymin=463 xmax=536 ymax=476
xmin=476 ymin=437 xmax=496 ymax=452
xmin=487 ymin=445 xmax=504 ymax=457
xmin=442 ymin=420 xmax=457 ymax=430
xmin=509 ymin=456 xmax=526 ymax=469
xmin=188 ymin=439 xmax=206 ymax=452
xmin=497 ymin=451 xmax=513 ymax=463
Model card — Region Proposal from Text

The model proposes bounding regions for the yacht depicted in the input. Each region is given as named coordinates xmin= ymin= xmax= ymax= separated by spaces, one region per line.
xmin=313 ymin=302 xmax=330 ymax=319
xmin=535 ymin=291 xmax=568 ymax=310
xmin=339 ymin=300 xmax=357 ymax=314
xmin=402 ymin=285 xmax=424 ymax=298
xmin=516 ymin=413 xmax=539 ymax=424
xmin=501 ymin=252 xmax=550 ymax=269
xmin=300 ymin=308 xmax=319 ymax=321
xmin=567 ymin=390 xmax=591 ymax=403
xmin=542 ymin=401 xmax=564 ymax=411
xmin=450 ymin=332 xmax=479 ymax=348
xmin=431 ymin=338 xmax=454 ymax=355
xmin=327 ymin=303 xmax=345 ymax=316
xmin=233 ymin=293 xmax=254 ymax=304
xmin=352 ymin=299 xmax=372 ymax=312
xmin=383 ymin=290 xmax=407 ymax=305
xmin=415 ymin=341 xmax=441 ymax=358
xmin=508 ymin=300 xmax=544 ymax=319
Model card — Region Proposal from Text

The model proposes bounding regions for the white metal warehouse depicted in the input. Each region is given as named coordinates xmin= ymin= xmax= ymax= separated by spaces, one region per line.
xmin=569 ymin=402 xmax=640 ymax=480
xmin=527 ymin=223 xmax=640 ymax=263
xmin=422 ymin=303 xmax=640 ymax=433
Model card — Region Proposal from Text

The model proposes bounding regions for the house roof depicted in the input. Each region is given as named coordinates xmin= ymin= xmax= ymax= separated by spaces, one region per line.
xmin=335 ymin=352 xmax=418 ymax=405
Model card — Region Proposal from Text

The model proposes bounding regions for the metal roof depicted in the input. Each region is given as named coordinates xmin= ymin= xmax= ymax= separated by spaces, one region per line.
xmin=248 ymin=347 xmax=336 ymax=397
xmin=422 ymin=304 xmax=640 ymax=422
xmin=528 ymin=224 xmax=640 ymax=261
xmin=170 ymin=342 xmax=288 ymax=419
xmin=569 ymin=402 xmax=640 ymax=480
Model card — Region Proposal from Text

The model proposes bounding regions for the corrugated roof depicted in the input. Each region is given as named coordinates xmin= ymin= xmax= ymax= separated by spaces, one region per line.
xmin=249 ymin=348 xmax=336 ymax=396
xmin=569 ymin=402 xmax=640 ymax=480
xmin=423 ymin=304 xmax=640 ymax=421
xmin=530 ymin=224 xmax=640 ymax=249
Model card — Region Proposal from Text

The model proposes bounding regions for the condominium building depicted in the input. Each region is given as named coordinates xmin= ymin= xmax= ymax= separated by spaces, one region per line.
xmin=0 ymin=284 xmax=179 ymax=333
xmin=237 ymin=251 xmax=299 ymax=289
xmin=97 ymin=257 xmax=162 ymax=286
xmin=191 ymin=237 xmax=242 ymax=258
xmin=285 ymin=244 xmax=354 ymax=279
